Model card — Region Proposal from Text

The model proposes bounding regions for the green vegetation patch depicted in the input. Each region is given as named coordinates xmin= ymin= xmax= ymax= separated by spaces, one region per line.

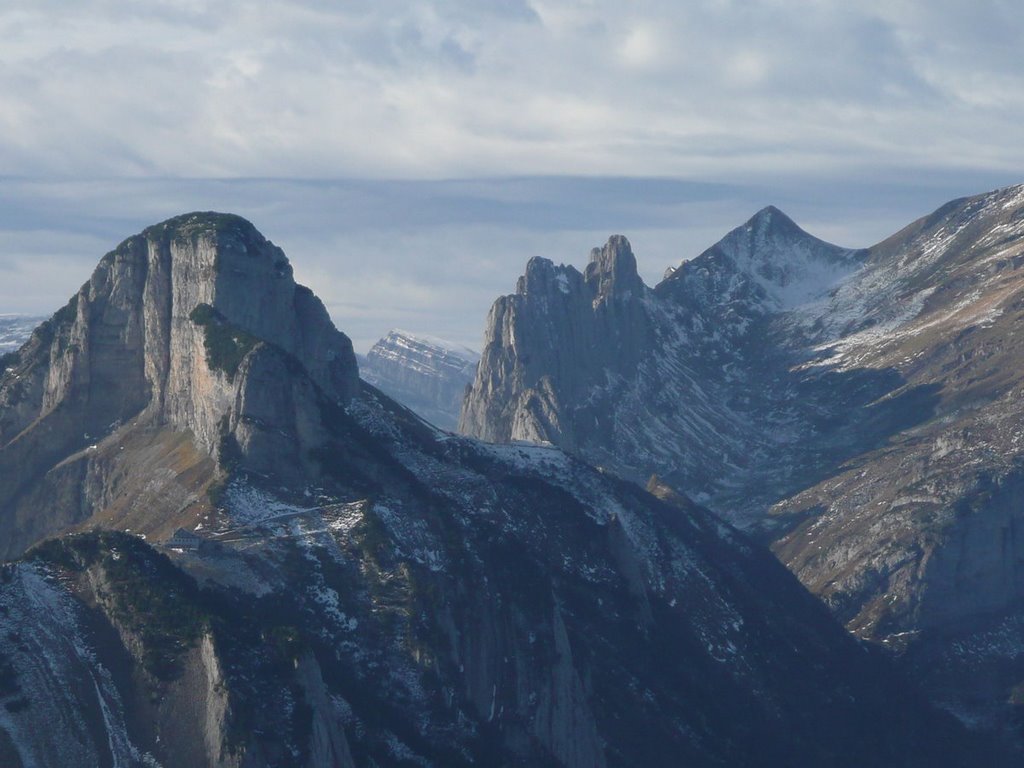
xmin=190 ymin=303 xmax=260 ymax=380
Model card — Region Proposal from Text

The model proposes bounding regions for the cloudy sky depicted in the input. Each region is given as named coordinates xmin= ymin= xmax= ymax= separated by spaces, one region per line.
xmin=2 ymin=1 xmax=1022 ymax=350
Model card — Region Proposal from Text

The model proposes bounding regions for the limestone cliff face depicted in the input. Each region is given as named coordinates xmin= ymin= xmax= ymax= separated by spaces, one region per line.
xmin=0 ymin=213 xmax=358 ymax=558
xmin=0 ymin=534 xmax=358 ymax=768
xmin=460 ymin=235 xmax=651 ymax=447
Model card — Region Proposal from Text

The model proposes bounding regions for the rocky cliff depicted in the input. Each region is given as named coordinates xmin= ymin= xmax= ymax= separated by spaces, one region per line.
xmin=460 ymin=235 xmax=651 ymax=448
xmin=358 ymin=329 xmax=479 ymax=430
xmin=0 ymin=213 xmax=358 ymax=558
xmin=0 ymin=213 xmax=998 ymax=766
xmin=460 ymin=185 xmax=1024 ymax=740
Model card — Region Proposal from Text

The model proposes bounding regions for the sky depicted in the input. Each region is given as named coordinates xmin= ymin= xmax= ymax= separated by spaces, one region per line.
xmin=1 ymin=1 xmax=1022 ymax=351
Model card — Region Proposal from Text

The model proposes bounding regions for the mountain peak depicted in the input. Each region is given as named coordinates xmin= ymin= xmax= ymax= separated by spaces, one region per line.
xmin=749 ymin=203 xmax=786 ymax=220
xmin=0 ymin=213 xmax=359 ymax=555
xmin=143 ymin=210 xmax=257 ymax=237
xmin=379 ymin=328 xmax=480 ymax=361
xmin=360 ymin=329 xmax=479 ymax=430
xmin=750 ymin=203 xmax=786 ymax=220
xmin=134 ymin=210 xmax=294 ymax=281
xmin=666 ymin=207 xmax=865 ymax=311
xmin=745 ymin=205 xmax=811 ymax=241
xmin=585 ymin=234 xmax=643 ymax=297
xmin=131 ymin=211 xmax=287 ymax=277
xmin=589 ymin=233 xmax=633 ymax=261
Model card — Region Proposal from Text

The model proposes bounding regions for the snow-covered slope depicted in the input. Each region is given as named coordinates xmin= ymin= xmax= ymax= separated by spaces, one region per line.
xmin=358 ymin=329 xmax=479 ymax=430
xmin=678 ymin=205 xmax=866 ymax=312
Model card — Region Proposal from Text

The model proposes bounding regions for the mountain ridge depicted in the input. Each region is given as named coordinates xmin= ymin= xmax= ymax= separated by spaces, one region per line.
xmin=0 ymin=211 xmax=1000 ymax=766
xmin=460 ymin=183 xmax=1024 ymax=739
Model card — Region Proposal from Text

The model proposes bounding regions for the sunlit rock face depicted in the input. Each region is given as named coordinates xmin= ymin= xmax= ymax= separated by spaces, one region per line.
xmin=0 ymin=213 xmax=359 ymax=559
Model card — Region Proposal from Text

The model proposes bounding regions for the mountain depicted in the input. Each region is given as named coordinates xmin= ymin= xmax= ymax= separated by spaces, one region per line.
xmin=0 ymin=212 xmax=996 ymax=767
xmin=460 ymin=235 xmax=652 ymax=449
xmin=460 ymin=210 xmax=867 ymax=522
xmin=358 ymin=329 xmax=479 ymax=430
xmin=0 ymin=213 xmax=359 ymax=561
xmin=460 ymin=185 xmax=1024 ymax=739
xmin=0 ymin=315 xmax=44 ymax=355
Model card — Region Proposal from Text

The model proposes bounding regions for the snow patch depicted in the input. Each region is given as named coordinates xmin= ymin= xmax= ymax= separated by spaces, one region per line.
xmin=223 ymin=481 xmax=316 ymax=526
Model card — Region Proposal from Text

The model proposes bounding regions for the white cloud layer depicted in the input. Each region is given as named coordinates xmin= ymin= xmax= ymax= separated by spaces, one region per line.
xmin=0 ymin=1 xmax=1021 ymax=179
xmin=1 ymin=3 xmax=1021 ymax=351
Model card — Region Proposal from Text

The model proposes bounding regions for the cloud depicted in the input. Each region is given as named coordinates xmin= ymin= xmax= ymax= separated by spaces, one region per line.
xmin=1 ymin=3 xmax=1021 ymax=352
xmin=0 ymin=1 xmax=1020 ymax=179
xmin=618 ymin=22 xmax=666 ymax=72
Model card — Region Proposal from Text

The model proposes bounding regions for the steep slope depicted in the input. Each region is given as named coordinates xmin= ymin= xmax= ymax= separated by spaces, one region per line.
xmin=358 ymin=329 xmax=479 ymax=430
xmin=0 ymin=212 xmax=359 ymax=559
xmin=0 ymin=213 xmax=996 ymax=766
xmin=769 ymin=186 xmax=1024 ymax=730
xmin=460 ymin=235 xmax=652 ymax=449
xmin=461 ymin=184 xmax=1024 ymax=737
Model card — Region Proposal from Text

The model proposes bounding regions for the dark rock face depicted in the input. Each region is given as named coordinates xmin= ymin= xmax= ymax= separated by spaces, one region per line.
xmin=460 ymin=235 xmax=651 ymax=448
xmin=358 ymin=330 xmax=479 ymax=430
xmin=0 ymin=213 xmax=998 ymax=766
xmin=460 ymin=185 xmax=1024 ymax=739
xmin=462 ymin=211 xmax=864 ymax=514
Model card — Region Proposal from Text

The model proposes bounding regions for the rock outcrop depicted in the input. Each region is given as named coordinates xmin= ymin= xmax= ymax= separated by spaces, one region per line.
xmin=460 ymin=235 xmax=651 ymax=448
xmin=0 ymin=213 xmax=358 ymax=558
xmin=358 ymin=329 xmax=479 ymax=430
xmin=0 ymin=212 xmax=1001 ymax=766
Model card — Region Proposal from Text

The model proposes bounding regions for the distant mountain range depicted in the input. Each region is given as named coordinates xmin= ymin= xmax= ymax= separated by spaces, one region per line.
xmin=358 ymin=329 xmax=479 ymax=430
xmin=461 ymin=185 xmax=1024 ymax=743
xmin=1 ymin=213 xmax=994 ymax=765
xmin=0 ymin=315 xmax=45 ymax=355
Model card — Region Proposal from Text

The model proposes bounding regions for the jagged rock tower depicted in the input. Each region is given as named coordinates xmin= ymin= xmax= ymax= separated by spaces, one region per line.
xmin=460 ymin=235 xmax=651 ymax=447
